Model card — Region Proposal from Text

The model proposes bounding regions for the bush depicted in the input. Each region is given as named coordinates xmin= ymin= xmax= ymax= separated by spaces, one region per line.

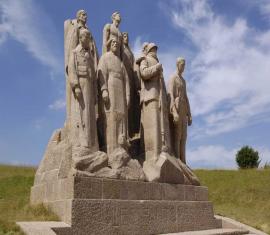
xmin=236 ymin=146 xmax=260 ymax=169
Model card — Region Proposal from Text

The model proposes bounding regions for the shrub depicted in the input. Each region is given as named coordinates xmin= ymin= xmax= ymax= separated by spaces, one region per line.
xmin=236 ymin=146 xmax=260 ymax=169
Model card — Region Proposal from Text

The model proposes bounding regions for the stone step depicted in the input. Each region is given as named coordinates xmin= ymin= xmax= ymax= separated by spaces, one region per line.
xmin=161 ymin=228 xmax=250 ymax=235
xmin=31 ymin=176 xmax=209 ymax=204
xmin=17 ymin=223 xmax=251 ymax=235
xmin=16 ymin=222 xmax=71 ymax=235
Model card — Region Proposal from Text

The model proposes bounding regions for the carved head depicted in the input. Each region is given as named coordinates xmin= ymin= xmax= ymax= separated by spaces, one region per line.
xmin=146 ymin=43 xmax=158 ymax=57
xmin=118 ymin=134 xmax=126 ymax=148
xmin=76 ymin=10 xmax=87 ymax=24
xmin=176 ymin=57 xmax=185 ymax=74
xmin=107 ymin=38 xmax=119 ymax=54
xmin=142 ymin=42 xmax=149 ymax=55
xmin=79 ymin=29 xmax=90 ymax=48
xmin=122 ymin=32 xmax=129 ymax=45
xmin=111 ymin=12 xmax=121 ymax=27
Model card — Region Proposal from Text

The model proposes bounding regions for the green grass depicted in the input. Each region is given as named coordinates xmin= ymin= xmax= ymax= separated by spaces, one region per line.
xmin=0 ymin=165 xmax=269 ymax=234
xmin=195 ymin=169 xmax=270 ymax=234
xmin=0 ymin=165 xmax=58 ymax=235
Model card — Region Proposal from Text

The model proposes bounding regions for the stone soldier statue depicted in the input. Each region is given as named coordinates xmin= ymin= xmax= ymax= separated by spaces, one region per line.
xmin=68 ymin=28 xmax=99 ymax=157
xmin=138 ymin=43 xmax=166 ymax=162
xmin=168 ymin=57 xmax=192 ymax=164
xmin=122 ymin=32 xmax=140 ymax=138
xmin=98 ymin=38 xmax=130 ymax=156
xmin=102 ymin=12 xmax=122 ymax=57
xmin=64 ymin=10 xmax=99 ymax=132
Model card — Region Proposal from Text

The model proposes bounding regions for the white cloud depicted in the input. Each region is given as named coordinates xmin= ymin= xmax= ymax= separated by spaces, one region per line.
xmin=131 ymin=36 xmax=144 ymax=58
xmin=187 ymin=145 xmax=238 ymax=169
xmin=0 ymin=0 xmax=62 ymax=73
xmin=258 ymin=0 xmax=270 ymax=23
xmin=161 ymin=0 xmax=270 ymax=137
xmin=49 ymin=98 xmax=66 ymax=110
xmin=187 ymin=145 xmax=270 ymax=169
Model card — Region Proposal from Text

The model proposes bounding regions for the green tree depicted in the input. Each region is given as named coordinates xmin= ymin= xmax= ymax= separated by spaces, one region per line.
xmin=236 ymin=146 xmax=260 ymax=169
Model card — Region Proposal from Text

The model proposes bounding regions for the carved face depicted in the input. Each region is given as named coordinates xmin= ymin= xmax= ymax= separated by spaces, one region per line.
xmin=78 ymin=11 xmax=87 ymax=24
xmin=80 ymin=31 xmax=90 ymax=48
xmin=118 ymin=134 xmax=125 ymax=147
xmin=113 ymin=14 xmax=121 ymax=27
xmin=148 ymin=47 xmax=157 ymax=57
xmin=123 ymin=33 xmax=129 ymax=45
xmin=177 ymin=60 xmax=185 ymax=74
xmin=110 ymin=39 xmax=118 ymax=53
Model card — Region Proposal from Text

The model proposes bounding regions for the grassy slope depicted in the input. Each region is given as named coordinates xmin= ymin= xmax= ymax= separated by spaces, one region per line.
xmin=0 ymin=165 xmax=269 ymax=234
xmin=195 ymin=169 xmax=270 ymax=234
xmin=0 ymin=165 xmax=58 ymax=235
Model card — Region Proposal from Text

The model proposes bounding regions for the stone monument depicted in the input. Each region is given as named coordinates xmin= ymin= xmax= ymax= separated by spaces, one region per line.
xmin=168 ymin=57 xmax=192 ymax=164
xmin=102 ymin=12 xmax=122 ymax=57
xmin=122 ymin=32 xmax=141 ymax=139
xmin=19 ymin=9 xmax=253 ymax=235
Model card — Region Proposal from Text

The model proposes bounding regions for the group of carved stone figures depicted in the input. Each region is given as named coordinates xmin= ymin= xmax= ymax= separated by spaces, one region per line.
xmin=64 ymin=10 xmax=196 ymax=183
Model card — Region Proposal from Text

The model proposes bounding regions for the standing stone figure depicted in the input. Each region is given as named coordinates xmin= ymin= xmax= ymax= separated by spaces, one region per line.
xmin=64 ymin=10 xmax=99 ymax=132
xmin=168 ymin=58 xmax=192 ymax=164
xmin=68 ymin=29 xmax=99 ymax=156
xmin=122 ymin=32 xmax=140 ymax=138
xmin=98 ymin=38 xmax=130 ymax=156
xmin=138 ymin=43 xmax=165 ymax=162
xmin=102 ymin=12 xmax=122 ymax=57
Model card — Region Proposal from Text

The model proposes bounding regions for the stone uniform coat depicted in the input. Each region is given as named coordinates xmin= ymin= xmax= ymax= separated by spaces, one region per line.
xmin=168 ymin=72 xmax=191 ymax=163
xmin=68 ymin=44 xmax=99 ymax=152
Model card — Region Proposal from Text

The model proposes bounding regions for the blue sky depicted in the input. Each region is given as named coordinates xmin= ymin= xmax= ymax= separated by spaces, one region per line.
xmin=0 ymin=0 xmax=270 ymax=168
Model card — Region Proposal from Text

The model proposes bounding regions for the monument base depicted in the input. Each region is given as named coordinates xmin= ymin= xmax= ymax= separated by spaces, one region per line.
xmin=30 ymin=176 xmax=220 ymax=234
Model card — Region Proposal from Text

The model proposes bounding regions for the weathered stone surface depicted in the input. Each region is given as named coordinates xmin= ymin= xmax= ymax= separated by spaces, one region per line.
xmin=72 ymin=151 xmax=108 ymax=173
xmin=215 ymin=215 xmax=268 ymax=235
xmin=108 ymin=147 xmax=130 ymax=169
xmin=102 ymin=12 xmax=122 ymax=55
xmin=143 ymin=152 xmax=185 ymax=184
xmin=177 ymin=159 xmax=200 ymax=186
xmin=46 ymin=200 xmax=72 ymax=224
xmin=161 ymin=228 xmax=250 ymax=235
xmin=31 ymin=177 xmax=208 ymax=203
xmin=168 ymin=58 xmax=192 ymax=164
xmin=29 ymin=175 xmax=222 ymax=234
xmin=119 ymin=159 xmax=146 ymax=181
xmin=64 ymin=10 xmax=99 ymax=152
xmin=95 ymin=167 xmax=120 ymax=179
xmin=70 ymin=199 xmax=219 ymax=235
xmin=34 ymin=129 xmax=72 ymax=185
xmin=16 ymin=222 xmax=71 ymax=235
xmin=122 ymin=32 xmax=141 ymax=139
xmin=138 ymin=43 xmax=168 ymax=163
xmin=107 ymin=146 xmax=145 ymax=181
xmin=15 ymin=223 xmax=255 ymax=235
xmin=98 ymin=38 xmax=130 ymax=156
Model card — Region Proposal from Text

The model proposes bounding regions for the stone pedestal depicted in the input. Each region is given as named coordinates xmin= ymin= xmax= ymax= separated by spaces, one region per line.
xmin=31 ymin=177 xmax=220 ymax=235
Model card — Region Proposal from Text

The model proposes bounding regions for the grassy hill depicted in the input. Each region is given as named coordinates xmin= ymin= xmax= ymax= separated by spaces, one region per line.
xmin=0 ymin=165 xmax=58 ymax=235
xmin=0 ymin=165 xmax=269 ymax=234
xmin=196 ymin=169 xmax=270 ymax=234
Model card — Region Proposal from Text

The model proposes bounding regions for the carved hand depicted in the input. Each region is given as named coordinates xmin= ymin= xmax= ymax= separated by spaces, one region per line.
xmin=127 ymin=95 xmax=130 ymax=107
xmin=188 ymin=116 xmax=192 ymax=126
xmin=75 ymin=87 xmax=82 ymax=99
xmin=102 ymin=90 xmax=109 ymax=104
xmin=173 ymin=113 xmax=179 ymax=123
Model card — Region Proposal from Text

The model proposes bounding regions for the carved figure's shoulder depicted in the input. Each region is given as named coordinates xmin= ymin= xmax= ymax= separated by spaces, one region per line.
xmin=136 ymin=55 xmax=146 ymax=65
xmin=103 ymin=23 xmax=111 ymax=31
